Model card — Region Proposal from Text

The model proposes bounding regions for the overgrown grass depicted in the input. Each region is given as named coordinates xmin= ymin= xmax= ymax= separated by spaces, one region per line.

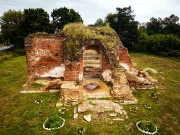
xmin=0 ymin=52 xmax=179 ymax=134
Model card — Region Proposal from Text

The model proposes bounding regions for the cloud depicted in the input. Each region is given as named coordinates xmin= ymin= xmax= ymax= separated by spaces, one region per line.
xmin=0 ymin=0 xmax=179 ymax=24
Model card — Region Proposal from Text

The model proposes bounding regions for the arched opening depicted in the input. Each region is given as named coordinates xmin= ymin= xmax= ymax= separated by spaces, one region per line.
xmin=83 ymin=49 xmax=102 ymax=79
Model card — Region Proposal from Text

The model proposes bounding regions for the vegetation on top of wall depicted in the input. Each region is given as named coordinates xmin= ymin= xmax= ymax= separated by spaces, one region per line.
xmin=61 ymin=23 xmax=121 ymax=61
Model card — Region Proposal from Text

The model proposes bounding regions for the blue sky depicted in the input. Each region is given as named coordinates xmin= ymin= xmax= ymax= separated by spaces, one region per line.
xmin=0 ymin=0 xmax=179 ymax=25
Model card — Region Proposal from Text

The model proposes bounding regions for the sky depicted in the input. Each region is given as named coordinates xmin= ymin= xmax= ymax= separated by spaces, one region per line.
xmin=0 ymin=0 xmax=179 ymax=25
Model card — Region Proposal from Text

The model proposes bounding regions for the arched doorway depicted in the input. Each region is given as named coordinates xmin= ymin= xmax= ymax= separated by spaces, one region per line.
xmin=83 ymin=49 xmax=102 ymax=79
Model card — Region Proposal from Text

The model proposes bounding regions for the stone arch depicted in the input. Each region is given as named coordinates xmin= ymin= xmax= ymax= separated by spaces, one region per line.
xmin=80 ymin=39 xmax=112 ymax=80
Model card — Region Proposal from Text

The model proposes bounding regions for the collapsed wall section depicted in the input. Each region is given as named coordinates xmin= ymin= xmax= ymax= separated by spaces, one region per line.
xmin=25 ymin=33 xmax=63 ymax=82
xmin=119 ymin=47 xmax=133 ymax=71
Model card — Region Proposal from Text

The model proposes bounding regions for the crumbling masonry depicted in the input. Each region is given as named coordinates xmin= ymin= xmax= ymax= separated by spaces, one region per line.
xmin=25 ymin=23 xmax=145 ymax=101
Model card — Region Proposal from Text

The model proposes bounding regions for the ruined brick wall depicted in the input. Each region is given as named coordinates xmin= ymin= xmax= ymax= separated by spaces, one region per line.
xmin=119 ymin=47 xmax=133 ymax=71
xmin=25 ymin=33 xmax=133 ymax=83
xmin=64 ymin=62 xmax=82 ymax=81
xmin=25 ymin=33 xmax=63 ymax=82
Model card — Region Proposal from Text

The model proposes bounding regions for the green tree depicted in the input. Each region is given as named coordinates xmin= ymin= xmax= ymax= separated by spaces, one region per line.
xmin=22 ymin=8 xmax=50 ymax=35
xmin=163 ymin=14 xmax=179 ymax=25
xmin=0 ymin=10 xmax=24 ymax=48
xmin=146 ymin=17 xmax=163 ymax=35
xmin=105 ymin=6 xmax=138 ymax=50
xmin=162 ymin=14 xmax=180 ymax=35
xmin=51 ymin=7 xmax=83 ymax=31
xmin=94 ymin=18 xmax=104 ymax=26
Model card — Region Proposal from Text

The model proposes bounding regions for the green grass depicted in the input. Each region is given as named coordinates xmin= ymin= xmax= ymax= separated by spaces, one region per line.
xmin=0 ymin=52 xmax=180 ymax=135
xmin=30 ymin=83 xmax=45 ymax=89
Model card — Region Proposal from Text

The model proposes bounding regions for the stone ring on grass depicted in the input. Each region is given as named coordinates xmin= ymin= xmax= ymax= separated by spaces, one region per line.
xmin=136 ymin=120 xmax=157 ymax=134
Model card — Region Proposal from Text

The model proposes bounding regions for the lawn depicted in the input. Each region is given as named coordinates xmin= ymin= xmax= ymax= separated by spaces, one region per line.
xmin=0 ymin=51 xmax=179 ymax=135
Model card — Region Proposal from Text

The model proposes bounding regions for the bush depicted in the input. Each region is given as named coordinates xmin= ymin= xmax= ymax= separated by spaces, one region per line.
xmin=137 ymin=33 xmax=180 ymax=57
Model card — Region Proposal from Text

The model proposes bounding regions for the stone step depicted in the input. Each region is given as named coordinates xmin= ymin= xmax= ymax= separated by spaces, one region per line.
xmin=83 ymin=71 xmax=101 ymax=75
xmin=83 ymin=75 xmax=101 ymax=79
xmin=83 ymin=64 xmax=101 ymax=68
xmin=83 ymin=57 xmax=100 ymax=60
xmin=83 ymin=60 xmax=101 ymax=64
xmin=83 ymin=55 xmax=100 ymax=58
xmin=83 ymin=68 xmax=101 ymax=79
xmin=83 ymin=66 xmax=101 ymax=71
xmin=83 ymin=71 xmax=101 ymax=74
xmin=84 ymin=70 xmax=101 ymax=73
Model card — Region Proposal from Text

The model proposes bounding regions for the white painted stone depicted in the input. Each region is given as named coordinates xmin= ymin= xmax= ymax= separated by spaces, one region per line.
xmin=56 ymin=102 xmax=63 ymax=107
xmin=41 ymin=64 xmax=65 ymax=78
xmin=73 ymin=113 xmax=78 ymax=119
xmin=74 ymin=107 xmax=78 ymax=113
xmin=122 ymin=99 xmax=138 ymax=104
xmin=113 ymin=118 xmax=124 ymax=121
xmin=109 ymin=113 xmax=117 ymax=117
xmin=20 ymin=90 xmax=46 ymax=93
xmin=83 ymin=114 xmax=92 ymax=122
xmin=49 ymin=90 xmax=59 ymax=93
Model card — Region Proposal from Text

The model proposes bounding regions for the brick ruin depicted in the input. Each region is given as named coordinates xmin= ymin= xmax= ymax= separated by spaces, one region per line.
xmin=25 ymin=23 xmax=139 ymax=100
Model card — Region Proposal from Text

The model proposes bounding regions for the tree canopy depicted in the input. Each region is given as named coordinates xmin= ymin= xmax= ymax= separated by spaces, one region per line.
xmin=105 ymin=6 xmax=138 ymax=50
xmin=51 ymin=7 xmax=83 ymax=31
xmin=23 ymin=8 xmax=50 ymax=35
xmin=0 ymin=10 xmax=24 ymax=48
xmin=146 ymin=17 xmax=163 ymax=35
xmin=0 ymin=6 xmax=179 ymax=57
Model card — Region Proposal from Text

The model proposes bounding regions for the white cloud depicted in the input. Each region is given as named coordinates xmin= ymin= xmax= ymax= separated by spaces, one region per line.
xmin=0 ymin=0 xmax=179 ymax=24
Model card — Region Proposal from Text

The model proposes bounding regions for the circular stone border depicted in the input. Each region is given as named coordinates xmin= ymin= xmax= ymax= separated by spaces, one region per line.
xmin=43 ymin=117 xmax=65 ymax=131
xmin=136 ymin=120 xmax=158 ymax=134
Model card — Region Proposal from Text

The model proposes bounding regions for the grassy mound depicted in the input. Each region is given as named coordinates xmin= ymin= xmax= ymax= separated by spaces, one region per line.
xmin=61 ymin=23 xmax=121 ymax=61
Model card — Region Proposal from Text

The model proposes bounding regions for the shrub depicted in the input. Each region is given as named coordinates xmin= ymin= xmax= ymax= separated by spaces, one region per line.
xmin=43 ymin=115 xmax=65 ymax=130
xmin=137 ymin=33 xmax=180 ymax=57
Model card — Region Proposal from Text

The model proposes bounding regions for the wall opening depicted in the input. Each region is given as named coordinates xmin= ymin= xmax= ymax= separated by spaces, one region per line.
xmin=83 ymin=49 xmax=102 ymax=79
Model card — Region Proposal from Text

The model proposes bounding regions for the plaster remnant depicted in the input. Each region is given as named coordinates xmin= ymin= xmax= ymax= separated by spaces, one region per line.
xmin=120 ymin=63 xmax=130 ymax=71
xmin=78 ymin=72 xmax=83 ymax=81
xmin=41 ymin=64 xmax=65 ymax=78
xmin=102 ymin=69 xmax=112 ymax=82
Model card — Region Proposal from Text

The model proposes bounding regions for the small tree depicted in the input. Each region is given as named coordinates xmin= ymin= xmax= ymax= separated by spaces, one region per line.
xmin=94 ymin=18 xmax=104 ymax=26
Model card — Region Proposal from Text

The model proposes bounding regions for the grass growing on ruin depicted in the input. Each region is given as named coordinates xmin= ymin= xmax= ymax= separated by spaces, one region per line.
xmin=62 ymin=23 xmax=120 ymax=61
xmin=0 ymin=52 xmax=179 ymax=135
